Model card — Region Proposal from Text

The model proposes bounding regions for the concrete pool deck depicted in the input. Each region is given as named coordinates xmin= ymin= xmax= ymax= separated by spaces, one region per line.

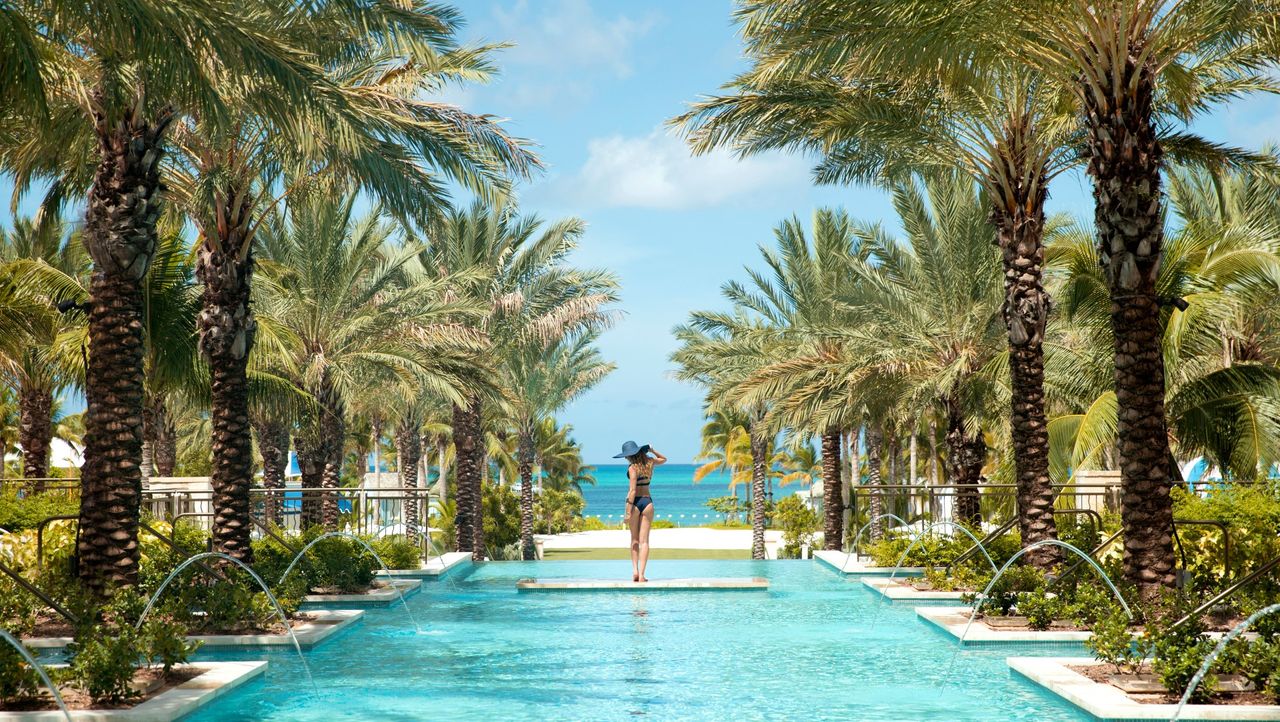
xmin=302 ymin=579 xmax=422 ymax=606
xmin=859 ymin=577 xmax=968 ymax=602
xmin=375 ymin=551 xmax=471 ymax=578
xmin=916 ymin=606 xmax=1092 ymax=646
xmin=536 ymin=528 xmax=783 ymax=558
xmin=1009 ymin=657 xmax=1280 ymax=720
xmin=813 ymin=550 xmax=926 ymax=576
xmin=516 ymin=577 xmax=770 ymax=591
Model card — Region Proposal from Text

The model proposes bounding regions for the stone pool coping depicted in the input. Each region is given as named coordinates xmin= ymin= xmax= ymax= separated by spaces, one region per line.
xmin=0 ymin=661 xmax=266 ymax=722
xmin=860 ymin=577 xmax=968 ymax=603
xmin=23 ymin=609 xmax=364 ymax=650
xmin=302 ymin=579 xmax=421 ymax=606
xmin=375 ymin=552 xmax=471 ymax=578
xmin=916 ymin=606 xmax=1092 ymax=646
xmin=1008 ymin=657 xmax=1280 ymax=721
xmin=516 ymin=577 xmax=770 ymax=592
xmin=813 ymin=550 xmax=925 ymax=576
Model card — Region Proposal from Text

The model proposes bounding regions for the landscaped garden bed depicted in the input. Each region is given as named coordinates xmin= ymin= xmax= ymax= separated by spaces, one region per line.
xmin=0 ymin=661 xmax=267 ymax=721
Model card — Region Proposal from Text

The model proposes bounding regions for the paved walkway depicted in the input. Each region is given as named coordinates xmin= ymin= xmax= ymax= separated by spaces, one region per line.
xmin=537 ymin=527 xmax=783 ymax=551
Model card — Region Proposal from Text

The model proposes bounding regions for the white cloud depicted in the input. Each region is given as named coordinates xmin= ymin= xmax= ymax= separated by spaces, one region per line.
xmin=490 ymin=0 xmax=657 ymax=78
xmin=563 ymin=129 xmax=810 ymax=210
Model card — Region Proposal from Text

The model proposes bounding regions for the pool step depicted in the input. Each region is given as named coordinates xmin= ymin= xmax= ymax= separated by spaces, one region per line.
xmin=516 ymin=577 xmax=769 ymax=592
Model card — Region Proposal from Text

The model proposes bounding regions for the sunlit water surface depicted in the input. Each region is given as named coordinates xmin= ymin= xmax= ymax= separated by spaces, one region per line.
xmin=185 ymin=560 xmax=1090 ymax=721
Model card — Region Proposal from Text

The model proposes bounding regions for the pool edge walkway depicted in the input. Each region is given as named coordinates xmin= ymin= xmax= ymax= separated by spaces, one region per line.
xmin=516 ymin=577 xmax=769 ymax=591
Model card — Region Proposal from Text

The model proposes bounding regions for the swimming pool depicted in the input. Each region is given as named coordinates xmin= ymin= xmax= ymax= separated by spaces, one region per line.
xmin=184 ymin=560 xmax=1090 ymax=721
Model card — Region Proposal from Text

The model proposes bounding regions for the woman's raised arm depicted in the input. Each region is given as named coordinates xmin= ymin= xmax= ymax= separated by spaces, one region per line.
xmin=649 ymin=448 xmax=668 ymax=466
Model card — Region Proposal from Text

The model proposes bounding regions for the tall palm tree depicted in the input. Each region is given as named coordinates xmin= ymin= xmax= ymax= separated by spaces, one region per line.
xmin=255 ymin=194 xmax=491 ymax=535
xmin=0 ymin=215 xmax=87 ymax=487
xmin=0 ymin=0 xmax=352 ymax=593
xmin=1049 ymin=166 xmax=1280 ymax=484
xmin=689 ymin=209 xmax=865 ymax=550
xmin=671 ymin=0 xmax=1279 ymax=581
xmin=419 ymin=202 xmax=609 ymax=560
xmin=160 ymin=3 xmax=538 ymax=563
xmin=505 ymin=332 xmax=614 ymax=559
xmin=673 ymin=319 xmax=780 ymax=559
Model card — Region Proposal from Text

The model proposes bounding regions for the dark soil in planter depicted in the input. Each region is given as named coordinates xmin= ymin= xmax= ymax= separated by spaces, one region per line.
xmin=0 ymin=666 xmax=202 ymax=711
xmin=1068 ymin=664 xmax=1275 ymax=706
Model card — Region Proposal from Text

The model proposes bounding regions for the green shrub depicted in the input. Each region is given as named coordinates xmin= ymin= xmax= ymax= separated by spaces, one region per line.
xmin=1017 ymin=591 xmax=1061 ymax=630
xmin=0 ymin=642 xmax=41 ymax=702
xmin=574 ymin=516 xmax=614 ymax=531
xmin=366 ymin=536 xmax=420 ymax=570
xmin=535 ymin=488 xmax=585 ymax=534
xmin=482 ymin=481 xmax=521 ymax=554
xmin=1243 ymin=638 xmax=1280 ymax=693
xmin=0 ymin=489 xmax=78 ymax=533
xmin=1086 ymin=605 xmax=1143 ymax=673
xmin=1150 ymin=612 xmax=1216 ymax=701
xmin=769 ymin=496 xmax=819 ymax=558
xmin=66 ymin=590 xmax=195 ymax=704
xmin=976 ymin=564 xmax=1044 ymax=616
xmin=1063 ymin=581 xmax=1116 ymax=628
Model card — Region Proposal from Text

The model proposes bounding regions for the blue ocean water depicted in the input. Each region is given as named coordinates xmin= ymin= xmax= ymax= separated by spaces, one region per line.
xmin=184 ymin=560 xmax=1091 ymax=721
xmin=579 ymin=463 xmax=750 ymax=525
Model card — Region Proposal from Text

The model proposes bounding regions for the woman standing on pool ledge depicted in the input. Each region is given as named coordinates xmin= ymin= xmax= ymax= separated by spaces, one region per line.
xmin=617 ymin=440 xmax=666 ymax=582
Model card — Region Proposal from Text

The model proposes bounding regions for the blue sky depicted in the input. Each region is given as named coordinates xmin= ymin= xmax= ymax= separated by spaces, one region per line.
xmin=5 ymin=0 xmax=1280 ymax=465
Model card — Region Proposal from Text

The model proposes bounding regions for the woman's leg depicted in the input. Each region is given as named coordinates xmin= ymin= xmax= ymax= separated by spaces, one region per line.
xmin=628 ymin=508 xmax=641 ymax=581
xmin=638 ymin=505 xmax=654 ymax=582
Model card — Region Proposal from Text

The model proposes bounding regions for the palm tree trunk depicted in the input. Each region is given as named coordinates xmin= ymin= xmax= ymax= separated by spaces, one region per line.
xmin=397 ymin=420 xmax=421 ymax=545
xmin=928 ymin=419 xmax=939 ymax=485
xmin=866 ymin=425 xmax=884 ymax=542
xmin=151 ymin=399 xmax=176 ymax=477
xmin=19 ymin=386 xmax=53 ymax=489
xmin=993 ymin=162 xmax=1062 ymax=570
xmin=749 ymin=422 xmax=767 ymax=560
xmin=451 ymin=400 xmax=479 ymax=556
xmin=945 ymin=398 xmax=985 ymax=526
xmin=518 ymin=427 xmax=536 ymax=560
xmin=77 ymin=94 xmax=172 ymax=594
xmin=1084 ymin=67 xmax=1177 ymax=597
xmin=198 ymin=229 xmax=257 ymax=562
xmin=253 ymin=416 xmax=288 ymax=526
xmin=296 ymin=438 xmax=324 ymax=528
xmin=320 ymin=390 xmax=345 ymax=531
xmin=849 ymin=427 xmax=860 ymax=535
xmin=820 ymin=428 xmax=842 ymax=550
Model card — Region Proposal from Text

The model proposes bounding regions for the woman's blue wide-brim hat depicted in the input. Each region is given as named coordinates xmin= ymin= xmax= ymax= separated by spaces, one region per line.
xmin=613 ymin=440 xmax=650 ymax=458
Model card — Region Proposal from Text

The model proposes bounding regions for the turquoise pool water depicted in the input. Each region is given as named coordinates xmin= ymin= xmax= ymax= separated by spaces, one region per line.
xmin=185 ymin=561 xmax=1090 ymax=721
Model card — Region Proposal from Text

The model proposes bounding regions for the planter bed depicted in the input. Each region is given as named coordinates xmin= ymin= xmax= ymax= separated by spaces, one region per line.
xmin=375 ymin=552 xmax=472 ymax=578
xmin=916 ymin=606 xmax=1093 ymax=647
xmin=23 ymin=609 xmax=364 ymax=650
xmin=302 ymin=579 xmax=422 ymax=606
xmin=812 ymin=550 xmax=925 ymax=576
xmin=859 ymin=577 xmax=968 ymax=603
xmin=1009 ymin=657 xmax=1280 ymax=720
xmin=0 ymin=661 xmax=266 ymax=722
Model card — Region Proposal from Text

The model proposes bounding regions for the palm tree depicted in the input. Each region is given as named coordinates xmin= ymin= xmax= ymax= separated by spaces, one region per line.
xmin=0 ymin=0 xmax=355 ymax=593
xmin=255 ymin=194 xmax=491 ymax=534
xmin=419 ymin=202 xmax=611 ymax=560
xmin=505 ymin=332 xmax=614 ymax=559
xmin=688 ymin=209 xmax=865 ymax=550
xmin=0 ymin=215 xmax=87 ymax=487
xmin=673 ymin=320 xmax=781 ymax=559
xmin=159 ymin=3 xmax=538 ymax=563
xmin=1049 ymin=165 xmax=1280 ymax=485
xmin=672 ymin=0 xmax=1280 ymax=582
